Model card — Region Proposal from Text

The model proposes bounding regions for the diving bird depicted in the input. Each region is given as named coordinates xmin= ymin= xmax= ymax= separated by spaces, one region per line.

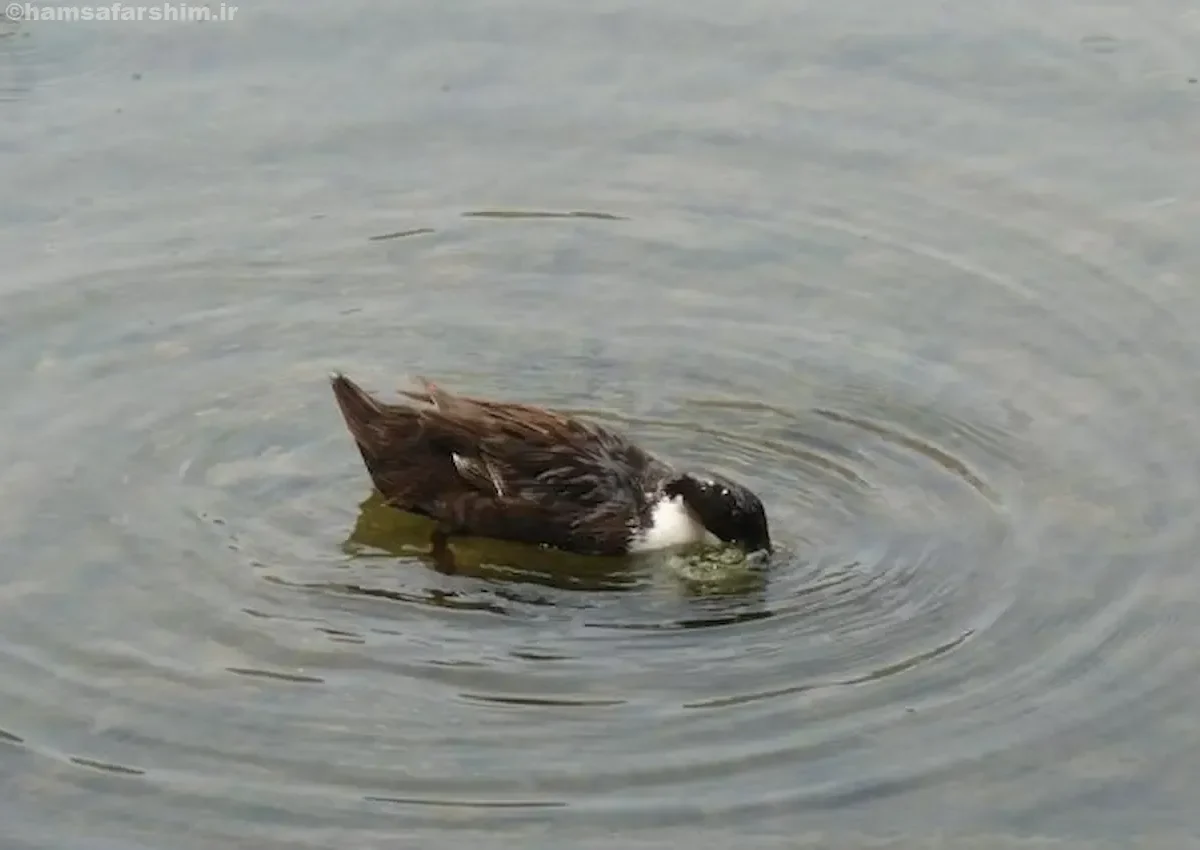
xmin=329 ymin=373 xmax=772 ymax=559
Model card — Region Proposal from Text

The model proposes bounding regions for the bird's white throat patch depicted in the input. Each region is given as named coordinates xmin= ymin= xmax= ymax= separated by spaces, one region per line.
xmin=629 ymin=495 xmax=720 ymax=552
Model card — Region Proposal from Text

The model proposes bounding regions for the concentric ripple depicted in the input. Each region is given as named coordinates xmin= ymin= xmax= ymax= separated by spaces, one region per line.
xmin=4 ymin=0 xmax=1200 ymax=848
xmin=4 ymin=174 xmax=1198 ymax=844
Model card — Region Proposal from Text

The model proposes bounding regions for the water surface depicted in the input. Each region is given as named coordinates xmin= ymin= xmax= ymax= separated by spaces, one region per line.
xmin=2 ymin=1 xmax=1200 ymax=848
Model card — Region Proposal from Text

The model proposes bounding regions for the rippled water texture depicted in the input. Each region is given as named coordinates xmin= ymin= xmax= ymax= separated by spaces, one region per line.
xmin=3 ymin=1 xmax=1200 ymax=848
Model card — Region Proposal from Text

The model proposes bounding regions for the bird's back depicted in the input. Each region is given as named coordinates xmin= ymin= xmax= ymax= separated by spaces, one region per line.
xmin=331 ymin=374 xmax=673 ymax=554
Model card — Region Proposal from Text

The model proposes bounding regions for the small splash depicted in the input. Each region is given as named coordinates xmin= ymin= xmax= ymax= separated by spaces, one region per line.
xmin=662 ymin=545 xmax=769 ymax=595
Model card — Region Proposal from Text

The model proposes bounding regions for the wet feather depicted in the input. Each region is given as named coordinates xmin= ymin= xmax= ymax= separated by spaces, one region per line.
xmin=331 ymin=373 xmax=674 ymax=555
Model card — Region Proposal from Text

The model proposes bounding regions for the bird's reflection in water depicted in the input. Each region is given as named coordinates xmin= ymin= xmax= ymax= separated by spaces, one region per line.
xmin=336 ymin=492 xmax=771 ymax=607
xmin=341 ymin=492 xmax=648 ymax=591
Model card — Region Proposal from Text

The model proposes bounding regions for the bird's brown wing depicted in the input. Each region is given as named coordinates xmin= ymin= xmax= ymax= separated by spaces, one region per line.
xmin=332 ymin=375 xmax=662 ymax=554
xmin=410 ymin=379 xmax=661 ymax=520
xmin=399 ymin=377 xmax=590 ymax=440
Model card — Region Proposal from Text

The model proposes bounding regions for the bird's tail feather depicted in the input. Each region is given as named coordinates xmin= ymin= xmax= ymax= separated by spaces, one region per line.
xmin=329 ymin=372 xmax=390 ymax=447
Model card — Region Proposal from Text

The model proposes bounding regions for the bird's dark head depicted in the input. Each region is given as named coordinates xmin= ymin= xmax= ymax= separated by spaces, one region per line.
xmin=664 ymin=471 xmax=772 ymax=555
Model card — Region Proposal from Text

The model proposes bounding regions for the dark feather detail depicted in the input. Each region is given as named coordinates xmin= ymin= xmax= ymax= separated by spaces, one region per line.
xmin=330 ymin=373 xmax=675 ymax=555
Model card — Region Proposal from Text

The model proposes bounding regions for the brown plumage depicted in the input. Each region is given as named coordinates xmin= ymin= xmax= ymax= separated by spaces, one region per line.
xmin=329 ymin=372 xmax=773 ymax=558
